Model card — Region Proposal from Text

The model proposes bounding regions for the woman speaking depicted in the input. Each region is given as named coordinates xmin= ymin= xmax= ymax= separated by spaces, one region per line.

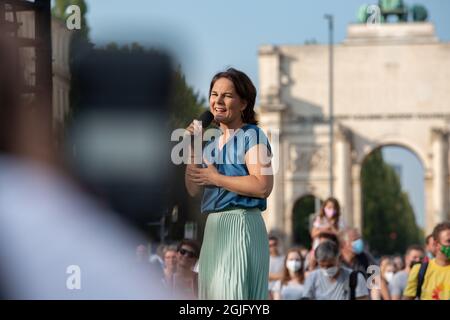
xmin=185 ymin=68 xmax=273 ymax=300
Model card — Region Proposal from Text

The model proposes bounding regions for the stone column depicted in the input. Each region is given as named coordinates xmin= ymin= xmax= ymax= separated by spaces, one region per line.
xmin=258 ymin=45 xmax=281 ymax=106
xmin=258 ymin=45 xmax=286 ymax=235
xmin=431 ymin=129 xmax=449 ymax=228
xmin=336 ymin=126 xmax=353 ymax=227
xmin=424 ymin=169 xmax=434 ymax=235
xmin=352 ymin=163 xmax=362 ymax=231
xmin=260 ymin=111 xmax=284 ymax=234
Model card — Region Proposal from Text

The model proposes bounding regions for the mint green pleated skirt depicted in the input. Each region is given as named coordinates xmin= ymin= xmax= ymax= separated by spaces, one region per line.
xmin=198 ymin=207 xmax=269 ymax=300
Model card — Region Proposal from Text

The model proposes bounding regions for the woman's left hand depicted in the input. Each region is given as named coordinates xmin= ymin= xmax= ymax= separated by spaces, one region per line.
xmin=186 ymin=162 xmax=221 ymax=186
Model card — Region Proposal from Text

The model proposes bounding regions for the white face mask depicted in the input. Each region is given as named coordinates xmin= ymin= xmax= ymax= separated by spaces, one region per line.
xmin=384 ymin=271 xmax=394 ymax=283
xmin=286 ymin=260 xmax=302 ymax=272
xmin=321 ymin=266 xmax=339 ymax=278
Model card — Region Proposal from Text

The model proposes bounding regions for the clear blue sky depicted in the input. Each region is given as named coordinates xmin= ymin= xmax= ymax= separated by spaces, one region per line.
xmin=83 ymin=0 xmax=450 ymax=229
xmin=382 ymin=147 xmax=425 ymax=228
xmin=84 ymin=0 xmax=450 ymax=100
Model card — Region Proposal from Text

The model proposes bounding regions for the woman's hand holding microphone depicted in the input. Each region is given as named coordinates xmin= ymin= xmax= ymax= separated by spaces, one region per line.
xmin=185 ymin=111 xmax=220 ymax=189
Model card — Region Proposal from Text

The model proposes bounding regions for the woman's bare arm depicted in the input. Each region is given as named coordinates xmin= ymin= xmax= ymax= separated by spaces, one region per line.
xmin=187 ymin=144 xmax=273 ymax=198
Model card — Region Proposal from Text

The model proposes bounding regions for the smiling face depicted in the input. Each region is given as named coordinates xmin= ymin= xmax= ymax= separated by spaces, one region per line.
xmin=164 ymin=250 xmax=177 ymax=270
xmin=209 ymin=77 xmax=246 ymax=127
xmin=177 ymin=245 xmax=197 ymax=270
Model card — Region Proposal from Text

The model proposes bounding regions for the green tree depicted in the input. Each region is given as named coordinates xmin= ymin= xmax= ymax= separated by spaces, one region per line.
xmin=292 ymin=195 xmax=318 ymax=248
xmin=170 ymin=68 xmax=207 ymax=130
xmin=52 ymin=0 xmax=206 ymax=241
xmin=167 ymin=66 xmax=207 ymax=241
xmin=96 ymin=41 xmax=207 ymax=129
xmin=362 ymin=149 xmax=423 ymax=256
xmin=52 ymin=0 xmax=207 ymax=129
xmin=95 ymin=42 xmax=207 ymax=241
xmin=52 ymin=0 xmax=92 ymax=123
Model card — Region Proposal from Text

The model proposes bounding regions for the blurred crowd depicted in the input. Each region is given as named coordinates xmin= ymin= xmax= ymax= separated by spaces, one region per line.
xmin=266 ymin=197 xmax=450 ymax=300
xmin=135 ymin=239 xmax=201 ymax=299
xmin=137 ymin=197 xmax=449 ymax=300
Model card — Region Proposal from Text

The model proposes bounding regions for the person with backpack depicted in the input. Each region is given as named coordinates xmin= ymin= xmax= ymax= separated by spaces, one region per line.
xmin=302 ymin=240 xmax=369 ymax=300
xmin=372 ymin=256 xmax=395 ymax=300
xmin=403 ymin=221 xmax=450 ymax=300
xmin=390 ymin=245 xmax=424 ymax=300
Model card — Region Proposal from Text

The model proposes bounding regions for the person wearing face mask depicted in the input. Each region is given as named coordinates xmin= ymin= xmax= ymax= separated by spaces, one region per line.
xmin=305 ymin=232 xmax=340 ymax=275
xmin=403 ymin=221 xmax=450 ymax=300
xmin=310 ymin=198 xmax=345 ymax=254
xmin=302 ymin=240 xmax=369 ymax=300
xmin=271 ymin=248 xmax=305 ymax=300
xmin=339 ymin=228 xmax=376 ymax=279
xmin=423 ymin=234 xmax=437 ymax=263
xmin=372 ymin=257 xmax=395 ymax=300
xmin=389 ymin=245 xmax=424 ymax=300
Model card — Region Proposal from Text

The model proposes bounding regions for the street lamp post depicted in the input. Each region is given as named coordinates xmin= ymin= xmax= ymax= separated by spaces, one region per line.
xmin=324 ymin=14 xmax=334 ymax=197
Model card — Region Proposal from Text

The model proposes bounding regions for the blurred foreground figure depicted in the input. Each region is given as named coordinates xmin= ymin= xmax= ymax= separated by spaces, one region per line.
xmin=0 ymin=35 xmax=171 ymax=299
xmin=66 ymin=46 xmax=172 ymax=229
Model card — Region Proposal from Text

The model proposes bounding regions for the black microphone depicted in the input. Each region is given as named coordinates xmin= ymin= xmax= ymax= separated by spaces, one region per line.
xmin=198 ymin=110 xmax=214 ymax=128
xmin=187 ymin=110 xmax=214 ymax=140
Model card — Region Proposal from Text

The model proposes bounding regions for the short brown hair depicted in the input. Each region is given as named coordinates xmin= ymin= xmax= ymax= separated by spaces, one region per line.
xmin=209 ymin=68 xmax=257 ymax=125
xmin=432 ymin=221 xmax=450 ymax=241
xmin=177 ymin=239 xmax=200 ymax=258
xmin=318 ymin=232 xmax=340 ymax=247
xmin=405 ymin=244 xmax=424 ymax=256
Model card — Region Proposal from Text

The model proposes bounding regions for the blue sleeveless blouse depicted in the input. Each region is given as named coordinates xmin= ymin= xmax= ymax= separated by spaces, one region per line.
xmin=200 ymin=124 xmax=272 ymax=214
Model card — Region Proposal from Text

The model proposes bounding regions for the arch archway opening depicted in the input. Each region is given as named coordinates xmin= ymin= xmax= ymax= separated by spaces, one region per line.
xmin=361 ymin=145 xmax=425 ymax=257
xmin=292 ymin=194 xmax=322 ymax=248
